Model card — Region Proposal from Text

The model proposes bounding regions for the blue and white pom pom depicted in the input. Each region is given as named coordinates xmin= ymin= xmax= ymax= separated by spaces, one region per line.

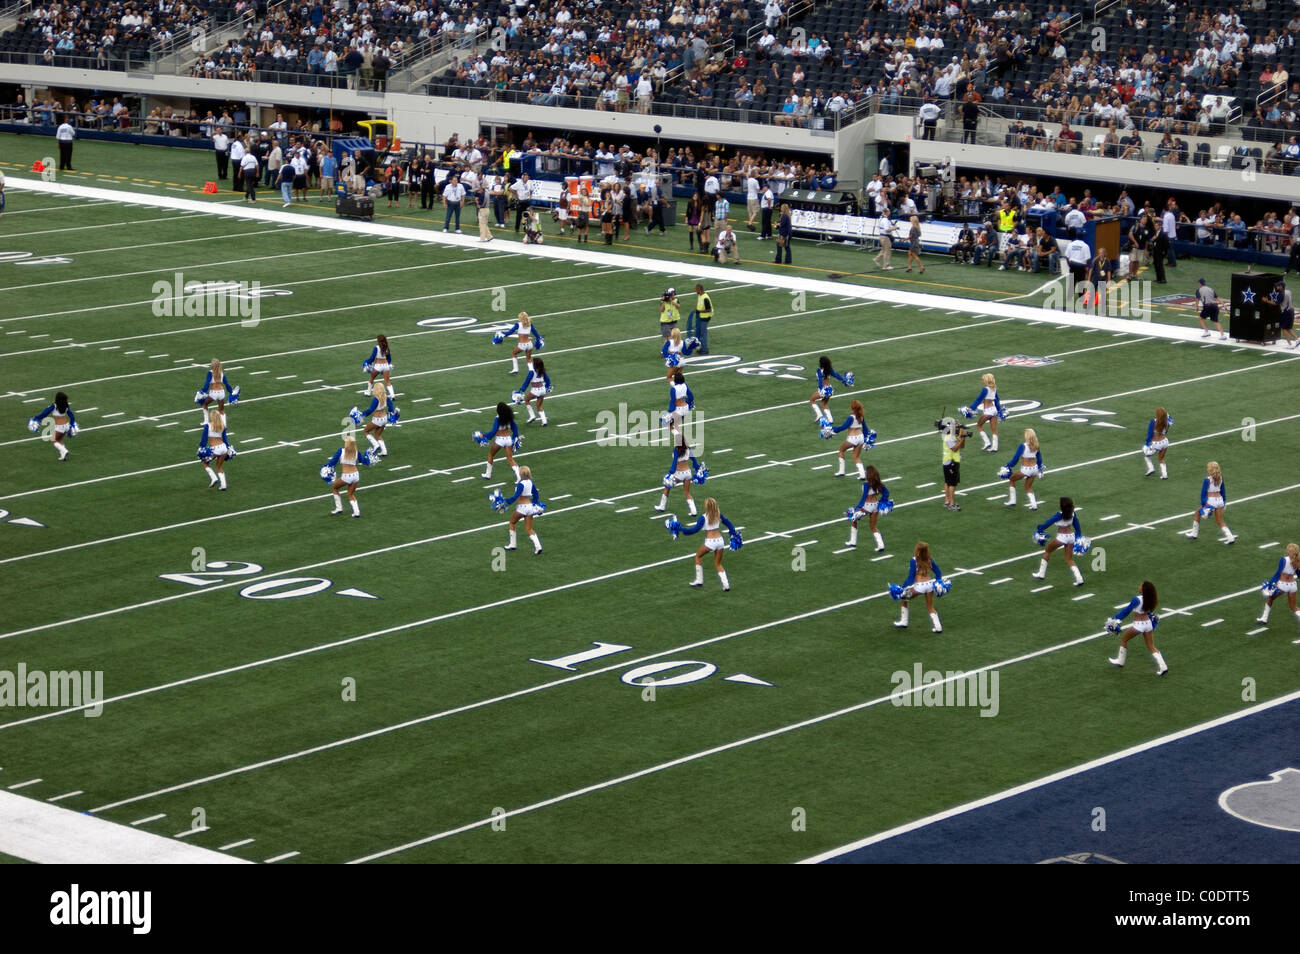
xmin=1199 ymin=505 xmax=1214 ymax=518
xmin=665 ymin=516 xmax=681 ymax=540
xmin=488 ymin=490 xmax=506 ymax=512
xmin=389 ymin=408 xmax=400 ymax=424
xmin=510 ymin=391 xmax=524 ymax=404
xmin=193 ymin=390 xmax=207 ymax=406
xmin=197 ymin=446 xmax=213 ymax=461
xmin=536 ymin=335 xmax=545 ymax=349
xmin=997 ymin=407 xmax=1008 ymax=420
xmin=960 ymin=406 xmax=976 ymax=419
xmin=513 ymin=436 xmax=524 ymax=451
xmin=1262 ymin=580 xmax=1279 ymax=597
xmin=844 ymin=371 xmax=855 ymax=387
xmin=1142 ymin=443 xmax=1155 ymax=457
xmin=934 ymin=578 xmax=952 ymax=597
xmin=362 ymin=361 xmax=373 ymax=373
xmin=491 ymin=332 xmax=505 ymax=345
xmin=348 ymin=407 xmax=364 ymax=425
xmin=819 ymin=423 xmax=835 ymax=439
xmin=1072 ymin=535 xmax=1092 ymax=555
xmin=26 ymin=418 xmax=39 ymax=433
xmin=224 ymin=445 xmax=236 ymax=458
xmin=659 ymin=410 xmax=673 ymax=426
xmin=864 ymin=428 xmax=877 ymax=448
xmin=820 ymin=384 xmax=833 ymax=399
xmin=888 ymin=583 xmax=907 ymax=601
xmin=687 ymin=336 xmax=701 ymax=349
xmin=535 ymin=501 xmax=546 ymax=514
xmin=1033 ymin=531 xmax=1049 ymax=546
xmin=1104 ymin=617 xmax=1121 ymax=635
xmin=662 ymin=472 xmax=675 ymax=489
xmin=472 ymin=430 xmax=488 ymax=446
xmin=877 ymin=499 xmax=894 ymax=514
xmin=1149 ymin=612 xmax=1160 ymax=630
xmin=997 ymin=465 xmax=1011 ymax=479
xmin=319 ymin=465 xmax=335 ymax=483
xmin=728 ymin=532 xmax=743 ymax=551
xmin=229 ymin=385 xmax=240 ymax=404
xmin=665 ymin=354 xmax=681 ymax=368
xmin=693 ymin=465 xmax=708 ymax=485
xmin=359 ymin=450 xmax=378 ymax=466
xmin=844 ymin=507 xmax=859 ymax=522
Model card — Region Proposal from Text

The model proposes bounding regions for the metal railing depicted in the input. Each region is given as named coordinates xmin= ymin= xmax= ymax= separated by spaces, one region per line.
xmin=745 ymin=0 xmax=819 ymax=46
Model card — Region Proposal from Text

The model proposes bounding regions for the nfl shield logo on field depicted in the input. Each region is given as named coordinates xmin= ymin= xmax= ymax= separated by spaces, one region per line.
xmin=1218 ymin=768 xmax=1300 ymax=833
xmin=995 ymin=355 xmax=1062 ymax=368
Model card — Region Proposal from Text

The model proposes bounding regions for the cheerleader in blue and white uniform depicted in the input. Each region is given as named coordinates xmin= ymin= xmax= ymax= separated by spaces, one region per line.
xmin=1142 ymin=407 xmax=1172 ymax=479
xmin=349 ymin=381 xmax=399 ymax=458
xmin=1031 ymin=496 xmax=1088 ymax=586
xmin=961 ymin=372 xmax=1006 ymax=452
xmin=809 ymin=356 xmax=854 ymax=424
xmin=492 ymin=311 xmax=544 ymax=376
xmin=999 ymin=427 xmax=1044 ymax=509
xmin=362 ymin=334 xmax=394 ymax=394
xmin=513 ymin=357 xmax=552 ymax=426
xmin=27 ymin=390 xmax=79 ymax=461
xmin=195 ymin=358 xmax=240 ymax=417
xmin=845 ymin=464 xmax=892 ymax=551
xmin=662 ymin=369 xmax=695 ymax=431
xmin=1106 ymin=580 xmax=1167 ymax=675
xmin=889 ymin=540 xmax=950 ymax=632
xmin=667 ymin=496 xmax=741 ymax=591
xmin=1187 ymin=460 xmax=1235 ymax=543
xmin=320 ymin=436 xmax=375 ymax=517
xmin=653 ymin=422 xmax=706 ymax=516
xmin=661 ymin=328 xmax=701 ymax=381
xmin=490 ymin=464 xmax=546 ymax=554
xmin=821 ymin=398 xmax=876 ymax=479
xmin=1257 ymin=542 xmax=1300 ymax=627
xmin=474 ymin=401 xmax=521 ymax=480
xmin=197 ymin=407 xmax=236 ymax=489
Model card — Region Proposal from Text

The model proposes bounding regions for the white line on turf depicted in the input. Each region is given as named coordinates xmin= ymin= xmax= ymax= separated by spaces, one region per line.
xmin=1031 ymin=585 xmax=1053 ymax=593
xmin=990 ymin=578 xmax=1013 ymax=585
xmin=265 ymin=852 xmax=300 ymax=863
xmin=1071 ymin=593 xmax=1095 ymax=601
xmin=1200 ymin=618 xmax=1224 ymax=627
xmin=219 ymin=839 xmax=255 ymax=851
xmin=6 ymin=779 xmax=41 ymax=790
xmin=45 ymin=791 xmax=83 ymax=802
xmin=130 ymin=814 xmax=165 ymax=826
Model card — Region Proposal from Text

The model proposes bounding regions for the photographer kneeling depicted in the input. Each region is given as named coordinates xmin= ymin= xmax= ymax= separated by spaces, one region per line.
xmin=714 ymin=222 xmax=740 ymax=264
xmin=939 ymin=416 xmax=968 ymax=512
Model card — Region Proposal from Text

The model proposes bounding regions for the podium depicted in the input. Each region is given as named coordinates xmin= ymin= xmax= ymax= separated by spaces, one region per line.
xmin=1229 ymin=271 xmax=1281 ymax=344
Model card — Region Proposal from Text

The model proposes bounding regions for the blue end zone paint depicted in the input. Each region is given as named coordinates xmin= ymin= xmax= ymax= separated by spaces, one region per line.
xmin=826 ymin=698 xmax=1300 ymax=863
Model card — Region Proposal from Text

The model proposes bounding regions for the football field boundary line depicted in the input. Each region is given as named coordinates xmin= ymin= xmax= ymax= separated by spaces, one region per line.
xmin=797 ymin=687 xmax=1300 ymax=864
xmin=340 ymin=582 xmax=1280 ymax=863
xmin=5 ymin=174 xmax=1292 ymax=354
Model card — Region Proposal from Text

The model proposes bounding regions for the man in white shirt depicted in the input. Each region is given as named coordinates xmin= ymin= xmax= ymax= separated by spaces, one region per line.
xmin=874 ymin=208 xmax=897 ymax=269
xmin=759 ymin=182 xmax=775 ymax=239
xmin=443 ymin=175 xmax=467 ymax=232
xmin=1063 ymin=204 xmax=1087 ymax=234
xmin=918 ymin=100 xmax=941 ymax=140
xmin=703 ymin=172 xmax=720 ymax=202
xmin=240 ymin=146 xmax=260 ymax=202
xmin=511 ymin=173 xmax=534 ymax=231
xmin=866 ymin=173 xmax=884 ymax=215
xmin=745 ymin=173 xmax=760 ymax=229
xmin=636 ymin=75 xmax=653 ymax=113
xmin=714 ymin=223 xmax=740 ymax=263
xmin=212 ymin=129 xmax=230 ymax=181
xmin=229 ymin=136 xmax=246 ymax=193
xmin=1065 ymin=235 xmax=1092 ymax=302
xmin=55 ymin=117 xmax=75 ymax=170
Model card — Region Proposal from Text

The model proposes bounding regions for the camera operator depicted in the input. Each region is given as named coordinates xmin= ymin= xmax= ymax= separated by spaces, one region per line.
xmin=939 ymin=417 xmax=968 ymax=512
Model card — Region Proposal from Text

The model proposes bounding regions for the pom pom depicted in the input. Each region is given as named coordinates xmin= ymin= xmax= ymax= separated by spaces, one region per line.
xmin=68 ymin=423 xmax=79 ymax=437
xmin=659 ymin=410 xmax=673 ymax=426
xmin=888 ymin=583 xmax=906 ymax=601
xmin=997 ymin=465 xmax=1011 ymax=479
xmin=229 ymin=385 xmax=240 ymax=403
xmin=197 ymin=446 xmax=212 ymax=462
xmin=663 ymin=473 xmax=675 ymax=489
xmin=934 ymin=578 xmax=952 ymax=597
xmin=26 ymin=418 xmax=40 ymax=433
xmin=665 ymin=355 xmax=680 ymax=369
xmin=1104 ymin=617 xmax=1121 ymax=635
xmin=194 ymin=390 xmax=207 ymax=406
xmin=997 ymin=407 xmax=1008 ymax=420
xmin=1142 ymin=443 xmax=1155 ymax=457
xmin=513 ymin=436 xmax=524 ymax=451
xmin=844 ymin=371 xmax=855 ymax=387
xmin=687 ymin=336 xmax=701 ymax=349
xmin=878 ymin=499 xmax=894 ymax=515
xmin=348 ymin=407 xmax=363 ymax=425
xmin=960 ymin=406 xmax=976 ymax=419
xmin=1038 ymin=465 xmax=1047 ymax=478
xmin=488 ymin=490 xmax=506 ymax=512
xmin=491 ymin=332 xmax=504 ymax=345
xmin=819 ymin=423 xmax=834 ymax=439
xmin=845 ymin=507 xmax=861 ymax=522
xmin=1262 ymin=581 xmax=1279 ymax=597
xmin=362 ymin=361 xmax=373 ymax=373
xmin=511 ymin=391 xmax=524 ymax=404
xmin=536 ymin=335 xmax=545 ymax=349
xmin=692 ymin=465 xmax=708 ymax=485
xmin=535 ymin=501 xmax=546 ymax=514
xmin=473 ymin=430 xmax=488 ymax=446
xmin=729 ymin=533 xmax=743 ymax=551
xmin=359 ymin=450 xmax=378 ymax=466
xmin=1033 ymin=531 xmax=1048 ymax=546
xmin=545 ymin=384 xmax=553 ymax=394
xmin=224 ymin=445 xmax=236 ymax=458
xmin=1149 ymin=612 xmax=1159 ymax=630
xmin=1199 ymin=505 xmax=1213 ymax=518
xmin=389 ymin=408 xmax=400 ymax=424
xmin=665 ymin=516 xmax=680 ymax=539
xmin=319 ymin=465 xmax=335 ymax=482
xmin=820 ymin=384 xmax=833 ymax=399
xmin=864 ymin=428 xmax=877 ymax=448
xmin=1072 ymin=535 xmax=1092 ymax=555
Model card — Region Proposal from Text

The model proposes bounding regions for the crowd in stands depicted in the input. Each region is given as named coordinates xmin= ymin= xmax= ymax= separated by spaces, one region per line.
xmin=1 ymin=0 xmax=226 ymax=68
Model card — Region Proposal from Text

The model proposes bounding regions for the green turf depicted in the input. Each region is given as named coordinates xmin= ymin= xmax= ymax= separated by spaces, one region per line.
xmin=0 ymin=177 xmax=1297 ymax=864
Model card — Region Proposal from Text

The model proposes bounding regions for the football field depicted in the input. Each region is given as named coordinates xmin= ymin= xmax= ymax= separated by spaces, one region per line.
xmin=1 ymin=183 xmax=1298 ymax=864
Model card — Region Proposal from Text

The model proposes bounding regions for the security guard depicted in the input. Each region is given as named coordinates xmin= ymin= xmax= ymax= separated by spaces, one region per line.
xmin=687 ymin=284 xmax=713 ymax=354
xmin=659 ymin=287 xmax=681 ymax=340
xmin=997 ymin=202 xmax=1017 ymax=235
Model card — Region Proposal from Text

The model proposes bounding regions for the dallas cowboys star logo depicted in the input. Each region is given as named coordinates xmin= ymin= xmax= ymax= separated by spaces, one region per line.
xmin=1241 ymin=287 xmax=1256 ymax=304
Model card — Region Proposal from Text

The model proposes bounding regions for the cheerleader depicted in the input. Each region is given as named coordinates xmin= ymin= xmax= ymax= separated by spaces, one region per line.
xmin=513 ymin=357 xmax=552 ymax=425
xmin=349 ymin=381 xmax=399 ymax=457
xmin=490 ymin=464 xmax=546 ymax=554
xmin=362 ymin=335 xmax=394 ymax=393
xmin=999 ymin=427 xmax=1044 ymax=510
xmin=845 ymin=464 xmax=892 ymax=551
xmin=320 ymin=436 xmax=375 ymax=517
xmin=492 ymin=311 xmax=544 ymax=375
xmin=653 ymin=423 xmax=706 ymax=516
xmin=1187 ymin=460 xmax=1235 ymax=543
xmin=197 ymin=407 xmax=236 ymax=489
xmin=554 ymin=190 xmax=570 ymax=234
xmin=961 ymin=372 xmax=1006 ymax=452
xmin=661 ymin=328 xmax=701 ymax=380
xmin=662 ymin=369 xmax=694 ymax=431
xmin=889 ymin=541 xmax=950 ymax=632
xmin=27 ymin=391 xmax=79 ymax=461
xmin=1031 ymin=496 xmax=1088 ymax=586
xmin=809 ymin=356 xmax=854 ymax=424
xmin=194 ymin=358 xmax=240 ymax=416
xmin=1257 ymin=542 xmax=1300 ymax=626
xmin=474 ymin=401 xmax=521 ymax=480
xmin=821 ymin=398 xmax=876 ymax=479
xmin=1105 ymin=580 xmax=1168 ymax=675
xmin=1142 ymin=407 xmax=1172 ymax=479
xmin=666 ymin=496 xmax=742 ymax=591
